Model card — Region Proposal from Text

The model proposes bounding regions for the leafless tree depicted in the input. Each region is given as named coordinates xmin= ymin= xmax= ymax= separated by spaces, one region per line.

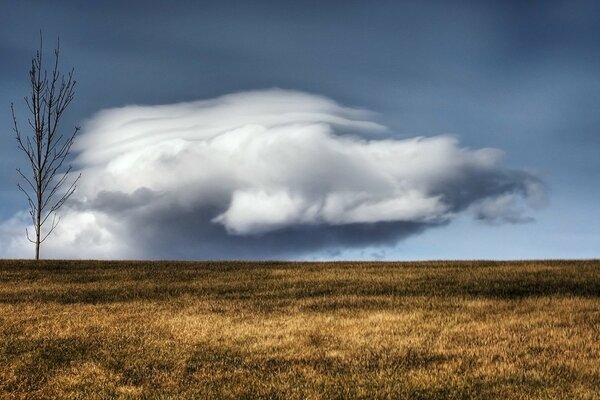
xmin=10 ymin=34 xmax=80 ymax=260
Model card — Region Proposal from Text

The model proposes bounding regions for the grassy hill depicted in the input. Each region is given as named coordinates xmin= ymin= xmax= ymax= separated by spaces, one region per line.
xmin=1 ymin=260 xmax=599 ymax=399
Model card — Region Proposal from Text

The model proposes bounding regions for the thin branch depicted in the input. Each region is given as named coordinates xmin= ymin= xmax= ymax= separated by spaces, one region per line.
xmin=25 ymin=228 xmax=36 ymax=244
xmin=40 ymin=214 xmax=59 ymax=243
xmin=16 ymin=168 xmax=36 ymax=193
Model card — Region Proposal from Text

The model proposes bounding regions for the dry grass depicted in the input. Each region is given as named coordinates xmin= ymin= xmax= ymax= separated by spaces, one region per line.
xmin=0 ymin=260 xmax=599 ymax=399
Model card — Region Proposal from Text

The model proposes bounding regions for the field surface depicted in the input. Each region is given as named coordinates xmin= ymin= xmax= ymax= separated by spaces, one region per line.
xmin=0 ymin=260 xmax=599 ymax=399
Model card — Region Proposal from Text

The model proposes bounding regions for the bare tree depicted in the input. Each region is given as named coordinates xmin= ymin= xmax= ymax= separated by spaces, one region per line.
xmin=10 ymin=34 xmax=81 ymax=260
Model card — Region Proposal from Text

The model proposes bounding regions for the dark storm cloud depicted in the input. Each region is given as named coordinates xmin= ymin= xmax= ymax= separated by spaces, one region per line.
xmin=121 ymin=205 xmax=435 ymax=260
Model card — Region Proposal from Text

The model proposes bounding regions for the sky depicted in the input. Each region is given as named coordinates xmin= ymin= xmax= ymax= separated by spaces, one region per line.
xmin=0 ymin=0 xmax=599 ymax=260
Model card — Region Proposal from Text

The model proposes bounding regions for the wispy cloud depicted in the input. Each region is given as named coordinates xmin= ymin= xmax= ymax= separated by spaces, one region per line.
xmin=0 ymin=89 xmax=544 ymax=259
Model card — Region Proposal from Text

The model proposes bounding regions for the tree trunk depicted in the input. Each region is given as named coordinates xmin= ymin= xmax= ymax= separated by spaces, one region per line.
xmin=36 ymin=206 xmax=41 ymax=260
xmin=35 ymin=237 xmax=40 ymax=260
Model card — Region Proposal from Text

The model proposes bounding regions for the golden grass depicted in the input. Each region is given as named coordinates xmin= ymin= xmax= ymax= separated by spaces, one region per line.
xmin=0 ymin=260 xmax=599 ymax=399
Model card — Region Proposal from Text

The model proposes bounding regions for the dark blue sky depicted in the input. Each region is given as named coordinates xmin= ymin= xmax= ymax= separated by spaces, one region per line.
xmin=1 ymin=1 xmax=599 ymax=259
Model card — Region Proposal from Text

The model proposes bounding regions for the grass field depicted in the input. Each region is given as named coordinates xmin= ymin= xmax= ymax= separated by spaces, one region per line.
xmin=0 ymin=260 xmax=599 ymax=399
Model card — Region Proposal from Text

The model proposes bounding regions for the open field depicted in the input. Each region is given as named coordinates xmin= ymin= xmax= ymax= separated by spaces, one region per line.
xmin=0 ymin=260 xmax=599 ymax=399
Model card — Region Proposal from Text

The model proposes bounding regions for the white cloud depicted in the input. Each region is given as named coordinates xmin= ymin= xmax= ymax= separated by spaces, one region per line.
xmin=0 ymin=89 xmax=544 ymax=259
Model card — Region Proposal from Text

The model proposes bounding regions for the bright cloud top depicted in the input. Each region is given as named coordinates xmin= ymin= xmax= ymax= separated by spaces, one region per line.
xmin=0 ymin=89 xmax=544 ymax=259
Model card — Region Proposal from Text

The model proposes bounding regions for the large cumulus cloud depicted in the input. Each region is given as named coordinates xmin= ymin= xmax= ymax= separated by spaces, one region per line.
xmin=0 ymin=89 xmax=544 ymax=259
